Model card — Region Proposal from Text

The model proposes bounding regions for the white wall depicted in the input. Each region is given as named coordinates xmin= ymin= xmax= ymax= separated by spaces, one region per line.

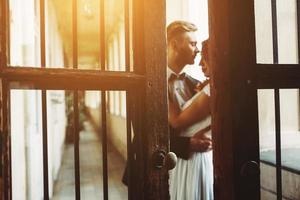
xmin=11 ymin=90 xmax=27 ymax=199
xmin=9 ymin=0 xmax=66 ymax=199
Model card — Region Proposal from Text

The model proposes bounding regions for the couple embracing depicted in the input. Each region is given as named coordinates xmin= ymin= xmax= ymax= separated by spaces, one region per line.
xmin=167 ymin=21 xmax=213 ymax=200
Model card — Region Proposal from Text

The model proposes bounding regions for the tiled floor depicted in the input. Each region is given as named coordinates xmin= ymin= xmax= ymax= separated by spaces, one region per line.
xmin=52 ymin=123 xmax=128 ymax=200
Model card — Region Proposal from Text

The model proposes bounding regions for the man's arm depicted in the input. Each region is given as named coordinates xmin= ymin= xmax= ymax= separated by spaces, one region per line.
xmin=189 ymin=125 xmax=212 ymax=152
xmin=170 ymin=125 xmax=212 ymax=159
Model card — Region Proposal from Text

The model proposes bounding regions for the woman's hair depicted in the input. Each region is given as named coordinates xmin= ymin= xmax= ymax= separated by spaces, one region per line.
xmin=167 ymin=20 xmax=198 ymax=43
xmin=201 ymin=39 xmax=209 ymax=61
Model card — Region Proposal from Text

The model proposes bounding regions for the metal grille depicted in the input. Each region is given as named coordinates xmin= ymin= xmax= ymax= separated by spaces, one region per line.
xmin=0 ymin=0 xmax=143 ymax=199
xmin=256 ymin=0 xmax=300 ymax=199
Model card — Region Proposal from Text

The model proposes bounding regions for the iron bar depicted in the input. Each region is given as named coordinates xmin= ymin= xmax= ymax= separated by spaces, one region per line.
xmin=131 ymin=0 xmax=144 ymax=74
xmin=72 ymin=0 xmax=80 ymax=198
xmin=271 ymin=3 xmax=285 ymax=196
xmin=100 ymin=0 xmax=106 ymax=71
xmin=100 ymin=1 xmax=108 ymax=198
xmin=125 ymin=0 xmax=130 ymax=72
xmin=40 ymin=0 xmax=46 ymax=68
xmin=73 ymin=91 xmax=81 ymax=200
xmin=40 ymin=0 xmax=49 ymax=198
xmin=6 ymin=0 xmax=10 ymax=66
xmin=271 ymin=0 xmax=279 ymax=64
xmin=126 ymin=91 xmax=132 ymax=199
xmin=296 ymin=0 xmax=300 ymax=130
xmin=0 ymin=0 xmax=9 ymax=67
xmin=41 ymin=90 xmax=49 ymax=200
xmin=297 ymin=0 xmax=300 ymax=62
xmin=2 ymin=80 xmax=10 ymax=200
xmin=7 ymin=82 xmax=11 ymax=200
xmin=274 ymin=88 xmax=282 ymax=200
xmin=101 ymin=91 xmax=108 ymax=200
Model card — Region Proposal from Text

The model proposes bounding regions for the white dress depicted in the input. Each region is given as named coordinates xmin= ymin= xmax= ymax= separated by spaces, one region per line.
xmin=169 ymin=84 xmax=213 ymax=200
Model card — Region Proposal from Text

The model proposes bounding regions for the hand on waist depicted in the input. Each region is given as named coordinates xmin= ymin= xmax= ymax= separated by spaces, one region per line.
xmin=189 ymin=137 xmax=212 ymax=153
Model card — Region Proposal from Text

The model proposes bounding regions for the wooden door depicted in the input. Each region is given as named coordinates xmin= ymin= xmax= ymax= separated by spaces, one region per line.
xmin=0 ymin=0 xmax=170 ymax=199
xmin=210 ymin=0 xmax=300 ymax=199
xmin=209 ymin=0 xmax=260 ymax=198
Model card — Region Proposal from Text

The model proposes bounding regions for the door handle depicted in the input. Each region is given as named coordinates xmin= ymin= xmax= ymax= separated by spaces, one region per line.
xmin=153 ymin=150 xmax=177 ymax=170
xmin=165 ymin=152 xmax=177 ymax=170
xmin=240 ymin=160 xmax=260 ymax=177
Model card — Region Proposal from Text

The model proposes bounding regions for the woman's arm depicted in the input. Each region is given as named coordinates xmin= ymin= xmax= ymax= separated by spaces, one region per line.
xmin=168 ymin=92 xmax=210 ymax=130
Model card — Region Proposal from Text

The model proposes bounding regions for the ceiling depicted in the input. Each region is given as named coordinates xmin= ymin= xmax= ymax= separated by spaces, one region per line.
xmin=51 ymin=0 xmax=124 ymax=67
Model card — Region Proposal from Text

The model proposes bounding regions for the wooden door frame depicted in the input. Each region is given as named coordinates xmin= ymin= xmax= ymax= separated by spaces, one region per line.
xmin=134 ymin=0 xmax=169 ymax=199
xmin=210 ymin=0 xmax=300 ymax=199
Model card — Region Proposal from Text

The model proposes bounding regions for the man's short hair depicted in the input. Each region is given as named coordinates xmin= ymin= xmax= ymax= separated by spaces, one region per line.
xmin=167 ymin=20 xmax=198 ymax=43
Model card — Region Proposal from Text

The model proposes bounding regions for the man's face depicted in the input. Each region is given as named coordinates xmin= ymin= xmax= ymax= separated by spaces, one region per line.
xmin=176 ymin=32 xmax=199 ymax=66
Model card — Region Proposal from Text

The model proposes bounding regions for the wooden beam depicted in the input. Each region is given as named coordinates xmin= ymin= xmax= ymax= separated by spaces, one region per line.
xmin=0 ymin=67 xmax=144 ymax=90
xmin=256 ymin=64 xmax=300 ymax=88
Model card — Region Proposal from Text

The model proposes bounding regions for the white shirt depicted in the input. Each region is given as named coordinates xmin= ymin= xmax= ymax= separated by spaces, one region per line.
xmin=167 ymin=67 xmax=194 ymax=109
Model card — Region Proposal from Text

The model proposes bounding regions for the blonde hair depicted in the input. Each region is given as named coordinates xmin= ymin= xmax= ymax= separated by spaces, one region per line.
xmin=167 ymin=20 xmax=198 ymax=43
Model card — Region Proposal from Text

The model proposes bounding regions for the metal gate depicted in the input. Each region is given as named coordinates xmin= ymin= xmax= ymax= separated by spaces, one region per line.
xmin=0 ymin=0 xmax=170 ymax=199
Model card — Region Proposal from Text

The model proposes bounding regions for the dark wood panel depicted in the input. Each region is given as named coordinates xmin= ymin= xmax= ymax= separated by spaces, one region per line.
xmin=0 ymin=80 xmax=4 ymax=199
xmin=140 ymin=0 xmax=168 ymax=199
xmin=0 ymin=79 xmax=10 ymax=200
xmin=209 ymin=0 xmax=260 ymax=199
xmin=0 ymin=67 xmax=144 ymax=90
xmin=0 ymin=4 xmax=5 ymax=196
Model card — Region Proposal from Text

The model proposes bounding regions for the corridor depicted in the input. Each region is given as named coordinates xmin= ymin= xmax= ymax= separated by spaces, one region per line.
xmin=52 ymin=122 xmax=127 ymax=200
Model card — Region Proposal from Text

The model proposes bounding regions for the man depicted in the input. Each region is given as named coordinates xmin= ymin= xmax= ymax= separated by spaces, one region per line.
xmin=167 ymin=20 xmax=211 ymax=159
xmin=123 ymin=21 xmax=211 ymax=188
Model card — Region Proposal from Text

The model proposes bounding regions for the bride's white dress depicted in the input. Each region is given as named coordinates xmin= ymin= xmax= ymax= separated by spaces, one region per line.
xmin=169 ymin=84 xmax=213 ymax=200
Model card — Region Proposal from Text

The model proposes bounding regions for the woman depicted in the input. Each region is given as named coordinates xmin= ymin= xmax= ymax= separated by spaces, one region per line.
xmin=168 ymin=39 xmax=213 ymax=200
